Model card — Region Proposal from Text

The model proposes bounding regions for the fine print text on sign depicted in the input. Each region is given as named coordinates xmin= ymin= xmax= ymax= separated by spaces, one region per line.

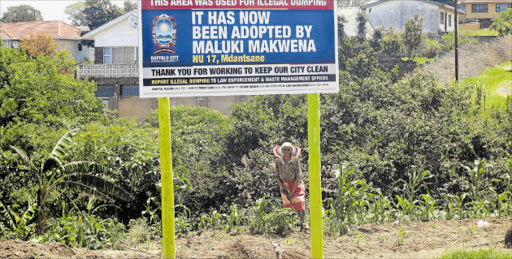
xmin=139 ymin=0 xmax=338 ymax=97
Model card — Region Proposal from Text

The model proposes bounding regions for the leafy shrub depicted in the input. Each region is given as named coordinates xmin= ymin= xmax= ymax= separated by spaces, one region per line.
xmin=402 ymin=15 xmax=423 ymax=59
xmin=0 ymin=199 xmax=37 ymax=240
xmin=441 ymin=30 xmax=478 ymax=50
xmin=424 ymin=38 xmax=440 ymax=58
xmin=382 ymin=27 xmax=403 ymax=55
xmin=249 ymin=197 xmax=295 ymax=234
xmin=490 ymin=8 xmax=512 ymax=36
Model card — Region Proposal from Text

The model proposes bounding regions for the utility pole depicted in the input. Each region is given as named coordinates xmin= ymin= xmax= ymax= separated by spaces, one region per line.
xmin=454 ymin=0 xmax=459 ymax=82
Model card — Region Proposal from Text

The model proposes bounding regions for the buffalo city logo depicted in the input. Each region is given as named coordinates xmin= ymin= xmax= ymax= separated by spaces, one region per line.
xmin=152 ymin=14 xmax=177 ymax=55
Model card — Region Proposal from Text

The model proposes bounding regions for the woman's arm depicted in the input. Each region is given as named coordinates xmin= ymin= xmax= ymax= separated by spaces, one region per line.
xmin=275 ymin=160 xmax=285 ymax=193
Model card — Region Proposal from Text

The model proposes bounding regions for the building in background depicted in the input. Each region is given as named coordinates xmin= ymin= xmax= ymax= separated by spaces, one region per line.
xmin=362 ymin=0 xmax=464 ymax=34
xmin=457 ymin=0 xmax=512 ymax=28
xmin=0 ymin=20 xmax=92 ymax=62
xmin=338 ymin=6 xmax=375 ymax=37
xmin=78 ymin=11 xmax=249 ymax=121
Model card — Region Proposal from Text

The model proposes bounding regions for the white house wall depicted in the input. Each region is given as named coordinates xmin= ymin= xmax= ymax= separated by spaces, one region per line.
xmin=56 ymin=39 xmax=93 ymax=62
xmin=94 ymin=18 xmax=138 ymax=47
xmin=439 ymin=7 xmax=456 ymax=32
xmin=365 ymin=0 xmax=440 ymax=32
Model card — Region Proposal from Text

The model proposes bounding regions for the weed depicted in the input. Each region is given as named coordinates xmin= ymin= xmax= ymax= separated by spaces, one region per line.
xmin=396 ymin=227 xmax=407 ymax=246
xmin=285 ymin=237 xmax=297 ymax=245
xmin=354 ymin=234 xmax=367 ymax=247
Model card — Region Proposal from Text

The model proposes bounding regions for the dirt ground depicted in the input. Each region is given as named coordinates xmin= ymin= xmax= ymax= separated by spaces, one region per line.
xmin=2 ymin=217 xmax=512 ymax=259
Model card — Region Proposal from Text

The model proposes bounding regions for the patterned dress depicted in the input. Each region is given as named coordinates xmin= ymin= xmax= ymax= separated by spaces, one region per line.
xmin=275 ymin=157 xmax=306 ymax=211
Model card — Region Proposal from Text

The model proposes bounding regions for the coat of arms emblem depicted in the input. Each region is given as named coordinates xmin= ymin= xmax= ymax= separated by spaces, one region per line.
xmin=152 ymin=14 xmax=177 ymax=55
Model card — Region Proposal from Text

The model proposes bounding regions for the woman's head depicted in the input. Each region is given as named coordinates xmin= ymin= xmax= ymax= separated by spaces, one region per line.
xmin=273 ymin=142 xmax=301 ymax=158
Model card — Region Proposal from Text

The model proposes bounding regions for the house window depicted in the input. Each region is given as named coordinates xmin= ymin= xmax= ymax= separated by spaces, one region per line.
xmin=95 ymin=86 xmax=115 ymax=97
xmin=472 ymin=4 xmax=488 ymax=13
xmin=121 ymin=85 xmax=139 ymax=96
xmin=440 ymin=12 xmax=445 ymax=24
xmin=496 ymin=4 xmax=512 ymax=12
xmin=103 ymin=48 xmax=112 ymax=64
xmin=103 ymin=47 xmax=137 ymax=64
xmin=458 ymin=5 xmax=466 ymax=12
xmin=448 ymin=14 xmax=452 ymax=26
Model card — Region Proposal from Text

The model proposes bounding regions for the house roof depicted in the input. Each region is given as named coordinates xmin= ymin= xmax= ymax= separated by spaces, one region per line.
xmin=0 ymin=20 xmax=82 ymax=40
xmin=458 ymin=0 xmax=512 ymax=3
xmin=82 ymin=11 xmax=137 ymax=40
xmin=363 ymin=0 xmax=465 ymax=13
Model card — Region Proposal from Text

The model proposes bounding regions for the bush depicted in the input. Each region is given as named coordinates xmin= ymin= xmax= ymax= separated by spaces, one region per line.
xmin=424 ymin=38 xmax=440 ymax=58
xmin=382 ymin=27 xmax=403 ymax=56
xmin=441 ymin=30 xmax=478 ymax=50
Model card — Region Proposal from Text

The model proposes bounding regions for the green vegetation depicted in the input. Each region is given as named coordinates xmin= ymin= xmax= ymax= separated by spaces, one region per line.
xmin=1 ymin=15 xmax=512 ymax=251
xmin=0 ymin=5 xmax=43 ymax=22
xmin=490 ymin=8 xmax=512 ymax=36
xmin=463 ymin=28 xmax=500 ymax=37
xmin=401 ymin=56 xmax=435 ymax=64
xmin=464 ymin=62 xmax=512 ymax=112
xmin=441 ymin=249 xmax=512 ymax=259
xmin=440 ymin=30 xmax=479 ymax=51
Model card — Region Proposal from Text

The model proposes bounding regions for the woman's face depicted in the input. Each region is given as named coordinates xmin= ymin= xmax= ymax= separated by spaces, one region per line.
xmin=282 ymin=147 xmax=292 ymax=156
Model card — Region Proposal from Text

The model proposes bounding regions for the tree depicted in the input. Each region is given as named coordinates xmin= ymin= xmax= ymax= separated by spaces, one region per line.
xmin=64 ymin=2 xmax=86 ymax=27
xmin=20 ymin=33 xmax=59 ymax=58
xmin=356 ymin=12 xmax=367 ymax=40
xmin=11 ymin=129 xmax=134 ymax=235
xmin=402 ymin=15 xmax=423 ymax=59
xmin=0 ymin=40 xmax=105 ymax=127
xmin=1 ymin=5 xmax=43 ymax=23
xmin=338 ymin=15 xmax=348 ymax=41
xmin=82 ymin=0 xmax=122 ymax=31
xmin=65 ymin=0 xmax=122 ymax=31
xmin=490 ymin=8 xmax=512 ymax=36
xmin=122 ymin=1 xmax=138 ymax=13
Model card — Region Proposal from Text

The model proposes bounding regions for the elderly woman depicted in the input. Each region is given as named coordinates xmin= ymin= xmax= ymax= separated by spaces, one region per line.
xmin=273 ymin=142 xmax=309 ymax=231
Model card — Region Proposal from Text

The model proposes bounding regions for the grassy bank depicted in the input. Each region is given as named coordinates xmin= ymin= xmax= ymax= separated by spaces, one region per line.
xmin=464 ymin=61 xmax=512 ymax=111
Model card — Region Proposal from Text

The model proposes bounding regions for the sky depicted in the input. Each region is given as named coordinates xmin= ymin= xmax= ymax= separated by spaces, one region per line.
xmin=0 ymin=0 xmax=136 ymax=24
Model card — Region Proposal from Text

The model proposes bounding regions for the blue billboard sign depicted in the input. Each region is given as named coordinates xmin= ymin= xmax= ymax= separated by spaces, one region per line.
xmin=139 ymin=0 xmax=338 ymax=97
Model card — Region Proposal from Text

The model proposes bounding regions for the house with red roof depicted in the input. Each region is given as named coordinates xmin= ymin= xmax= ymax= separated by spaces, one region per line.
xmin=78 ymin=11 xmax=250 ymax=121
xmin=0 ymin=20 xmax=92 ymax=62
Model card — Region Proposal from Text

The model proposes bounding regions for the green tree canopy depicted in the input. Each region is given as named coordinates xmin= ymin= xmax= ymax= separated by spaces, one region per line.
xmin=402 ymin=15 xmax=423 ymax=59
xmin=65 ymin=0 xmax=122 ymax=31
xmin=0 ymin=40 xmax=105 ymax=127
xmin=122 ymin=0 xmax=137 ymax=13
xmin=490 ymin=8 xmax=512 ymax=36
xmin=1 ymin=5 xmax=43 ymax=23
xmin=64 ymin=2 xmax=86 ymax=27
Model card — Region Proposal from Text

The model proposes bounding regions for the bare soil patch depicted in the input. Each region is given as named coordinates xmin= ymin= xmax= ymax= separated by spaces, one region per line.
xmin=2 ymin=217 xmax=512 ymax=258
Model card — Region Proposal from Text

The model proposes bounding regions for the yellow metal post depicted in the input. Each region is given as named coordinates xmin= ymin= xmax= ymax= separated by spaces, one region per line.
xmin=308 ymin=93 xmax=324 ymax=258
xmin=158 ymin=97 xmax=175 ymax=259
